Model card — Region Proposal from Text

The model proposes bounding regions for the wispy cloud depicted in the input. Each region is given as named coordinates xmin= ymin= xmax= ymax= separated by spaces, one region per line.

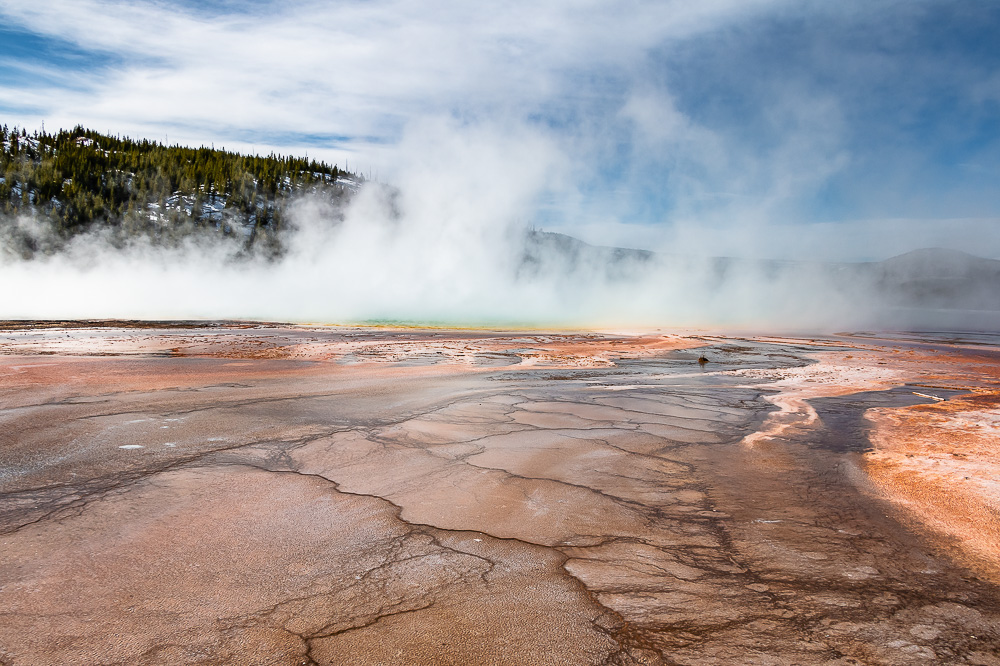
xmin=1 ymin=0 xmax=999 ymax=259
xmin=0 ymin=1 xmax=783 ymax=144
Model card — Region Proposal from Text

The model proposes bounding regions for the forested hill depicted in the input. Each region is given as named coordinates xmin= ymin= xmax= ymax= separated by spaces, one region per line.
xmin=0 ymin=123 xmax=362 ymax=255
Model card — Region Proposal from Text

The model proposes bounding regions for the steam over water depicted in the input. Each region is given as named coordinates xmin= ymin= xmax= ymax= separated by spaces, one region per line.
xmin=2 ymin=122 xmax=998 ymax=331
xmin=2 ymin=2 xmax=1000 ymax=330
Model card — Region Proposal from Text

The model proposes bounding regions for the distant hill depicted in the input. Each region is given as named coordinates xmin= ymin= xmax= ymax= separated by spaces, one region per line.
xmin=519 ymin=230 xmax=654 ymax=281
xmin=0 ymin=123 xmax=362 ymax=256
xmin=860 ymin=247 xmax=1000 ymax=311
xmin=519 ymin=233 xmax=1000 ymax=317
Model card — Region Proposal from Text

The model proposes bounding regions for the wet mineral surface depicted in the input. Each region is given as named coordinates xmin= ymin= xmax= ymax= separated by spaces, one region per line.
xmin=0 ymin=324 xmax=998 ymax=665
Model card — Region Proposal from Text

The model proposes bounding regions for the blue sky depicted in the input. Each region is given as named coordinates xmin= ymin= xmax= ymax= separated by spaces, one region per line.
xmin=1 ymin=0 xmax=998 ymax=259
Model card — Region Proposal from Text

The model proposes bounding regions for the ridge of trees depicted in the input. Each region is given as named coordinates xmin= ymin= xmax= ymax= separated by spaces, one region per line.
xmin=0 ymin=123 xmax=362 ymax=255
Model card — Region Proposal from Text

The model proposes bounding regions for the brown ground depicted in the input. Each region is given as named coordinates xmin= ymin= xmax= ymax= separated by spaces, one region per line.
xmin=853 ymin=335 xmax=1000 ymax=584
xmin=0 ymin=324 xmax=998 ymax=665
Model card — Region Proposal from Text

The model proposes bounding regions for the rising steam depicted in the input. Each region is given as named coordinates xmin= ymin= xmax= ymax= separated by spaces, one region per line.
xmin=1 ymin=117 xmax=998 ymax=332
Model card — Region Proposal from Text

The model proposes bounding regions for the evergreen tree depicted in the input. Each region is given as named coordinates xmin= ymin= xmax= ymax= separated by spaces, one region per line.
xmin=0 ymin=121 xmax=356 ymax=256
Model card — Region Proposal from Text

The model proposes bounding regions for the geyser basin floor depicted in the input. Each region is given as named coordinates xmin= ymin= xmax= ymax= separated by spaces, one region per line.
xmin=0 ymin=325 xmax=998 ymax=665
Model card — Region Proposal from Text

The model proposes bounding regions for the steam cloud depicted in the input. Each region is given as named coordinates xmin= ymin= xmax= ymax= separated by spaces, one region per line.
xmin=2 ymin=1 xmax=998 ymax=330
xmin=3 ymin=117 xmax=997 ymax=332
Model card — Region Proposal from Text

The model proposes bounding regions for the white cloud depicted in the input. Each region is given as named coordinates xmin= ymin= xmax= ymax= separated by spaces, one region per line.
xmin=0 ymin=0 xmax=790 ymax=159
xmin=2 ymin=0 xmax=998 ymax=266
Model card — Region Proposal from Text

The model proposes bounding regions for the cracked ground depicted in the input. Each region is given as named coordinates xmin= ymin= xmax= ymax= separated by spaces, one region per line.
xmin=0 ymin=324 xmax=998 ymax=665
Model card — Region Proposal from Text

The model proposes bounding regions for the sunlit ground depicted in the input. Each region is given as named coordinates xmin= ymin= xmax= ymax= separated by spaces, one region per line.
xmin=1 ymin=323 xmax=998 ymax=664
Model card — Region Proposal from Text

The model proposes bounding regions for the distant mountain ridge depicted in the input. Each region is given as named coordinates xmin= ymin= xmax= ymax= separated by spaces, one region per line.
xmin=523 ymin=231 xmax=1000 ymax=316
xmin=860 ymin=247 xmax=1000 ymax=311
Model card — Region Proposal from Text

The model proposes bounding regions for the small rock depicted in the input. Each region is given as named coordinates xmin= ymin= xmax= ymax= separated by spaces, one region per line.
xmin=909 ymin=624 xmax=941 ymax=641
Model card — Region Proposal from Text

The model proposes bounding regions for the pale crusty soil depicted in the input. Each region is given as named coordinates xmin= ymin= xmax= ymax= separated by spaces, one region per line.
xmin=0 ymin=324 xmax=998 ymax=665
xmin=853 ymin=339 xmax=1000 ymax=585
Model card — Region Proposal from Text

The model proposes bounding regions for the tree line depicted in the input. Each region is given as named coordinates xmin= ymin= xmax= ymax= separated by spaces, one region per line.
xmin=0 ymin=123 xmax=360 ymax=254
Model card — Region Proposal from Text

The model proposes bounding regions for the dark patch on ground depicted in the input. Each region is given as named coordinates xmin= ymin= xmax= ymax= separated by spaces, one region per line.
xmin=809 ymin=386 xmax=967 ymax=453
